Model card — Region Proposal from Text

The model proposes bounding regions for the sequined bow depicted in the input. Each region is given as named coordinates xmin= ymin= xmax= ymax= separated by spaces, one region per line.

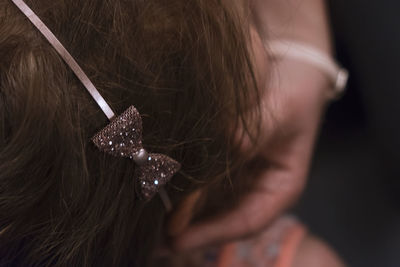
xmin=91 ymin=106 xmax=180 ymax=200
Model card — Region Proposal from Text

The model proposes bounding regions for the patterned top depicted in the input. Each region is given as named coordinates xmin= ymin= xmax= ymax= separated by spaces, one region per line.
xmin=209 ymin=215 xmax=306 ymax=267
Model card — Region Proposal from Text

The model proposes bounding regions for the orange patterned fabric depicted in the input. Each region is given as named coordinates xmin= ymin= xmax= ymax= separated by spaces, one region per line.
xmin=214 ymin=216 xmax=306 ymax=267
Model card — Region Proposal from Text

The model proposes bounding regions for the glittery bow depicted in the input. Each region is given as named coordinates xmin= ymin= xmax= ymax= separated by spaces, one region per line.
xmin=91 ymin=106 xmax=180 ymax=200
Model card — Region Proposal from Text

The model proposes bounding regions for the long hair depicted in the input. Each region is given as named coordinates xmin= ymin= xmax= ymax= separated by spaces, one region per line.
xmin=0 ymin=0 xmax=261 ymax=266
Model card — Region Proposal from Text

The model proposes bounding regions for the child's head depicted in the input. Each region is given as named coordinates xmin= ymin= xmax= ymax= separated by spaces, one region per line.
xmin=0 ymin=0 xmax=266 ymax=265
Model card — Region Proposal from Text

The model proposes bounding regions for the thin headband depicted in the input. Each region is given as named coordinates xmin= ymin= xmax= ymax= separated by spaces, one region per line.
xmin=11 ymin=0 xmax=115 ymax=120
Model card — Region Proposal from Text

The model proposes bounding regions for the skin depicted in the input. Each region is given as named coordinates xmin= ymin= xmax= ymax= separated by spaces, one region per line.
xmin=167 ymin=0 xmax=345 ymax=266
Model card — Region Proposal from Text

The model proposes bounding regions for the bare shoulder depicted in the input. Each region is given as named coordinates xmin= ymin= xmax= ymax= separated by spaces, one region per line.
xmin=292 ymin=234 xmax=347 ymax=267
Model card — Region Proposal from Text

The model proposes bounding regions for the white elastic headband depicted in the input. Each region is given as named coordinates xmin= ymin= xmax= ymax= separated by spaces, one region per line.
xmin=267 ymin=40 xmax=349 ymax=98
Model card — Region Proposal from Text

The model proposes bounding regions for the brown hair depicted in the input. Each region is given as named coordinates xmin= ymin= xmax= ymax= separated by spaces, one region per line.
xmin=0 ymin=0 xmax=261 ymax=266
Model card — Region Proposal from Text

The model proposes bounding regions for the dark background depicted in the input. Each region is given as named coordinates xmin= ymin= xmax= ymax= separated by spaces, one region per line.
xmin=295 ymin=1 xmax=400 ymax=266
